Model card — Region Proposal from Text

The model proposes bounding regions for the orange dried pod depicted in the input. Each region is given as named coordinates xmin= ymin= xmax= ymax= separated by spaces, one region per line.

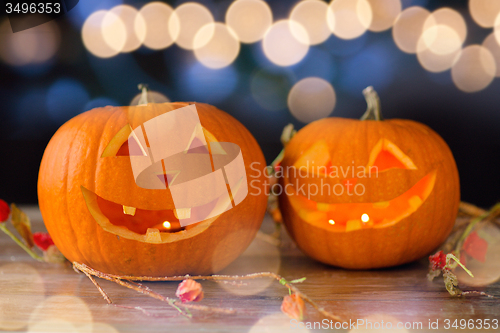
xmin=278 ymin=87 xmax=460 ymax=269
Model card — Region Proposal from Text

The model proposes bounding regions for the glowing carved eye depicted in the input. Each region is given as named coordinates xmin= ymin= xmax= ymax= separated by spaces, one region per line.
xmin=101 ymin=124 xmax=148 ymax=157
xmin=366 ymin=138 xmax=417 ymax=172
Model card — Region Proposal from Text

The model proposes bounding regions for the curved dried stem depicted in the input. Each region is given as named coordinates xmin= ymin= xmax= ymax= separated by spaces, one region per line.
xmin=73 ymin=262 xmax=341 ymax=321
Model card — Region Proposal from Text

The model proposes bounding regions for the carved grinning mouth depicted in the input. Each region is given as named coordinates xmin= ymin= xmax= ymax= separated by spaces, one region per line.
xmin=81 ymin=186 xmax=232 ymax=244
xmin=286 ymin=170 xmax=437 ymax=232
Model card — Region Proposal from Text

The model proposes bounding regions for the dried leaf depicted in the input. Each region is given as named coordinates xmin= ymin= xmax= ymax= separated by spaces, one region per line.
xmin=176 ymin=279 xmax=204 ymax=303
xmin=462 ymin=231 xmax=488 ymax=263
xmin=10 ymin=204 xmax=34 ymax=248
xmin=281 ymin=293 xmax=306 ymax=320
xmin=443 ymin=270 xmax=462 ymax=297
xmin=43 ymin=245 xmax=67 ymax=263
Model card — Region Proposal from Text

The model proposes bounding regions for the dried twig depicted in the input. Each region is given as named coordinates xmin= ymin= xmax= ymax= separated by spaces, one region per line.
xmin=73 ymin=262 xmax=236 ymax=317
xmin=73 ymin=262 xmax=341 ymax=321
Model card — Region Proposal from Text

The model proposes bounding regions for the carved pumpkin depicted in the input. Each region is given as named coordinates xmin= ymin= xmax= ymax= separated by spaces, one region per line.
xmin=38 ymin=102 xmax=268 ymax=276
xmin=278 ymin=88 xmax=460 ymax=269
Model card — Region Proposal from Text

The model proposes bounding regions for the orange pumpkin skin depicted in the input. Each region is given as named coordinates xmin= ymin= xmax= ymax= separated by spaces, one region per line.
xmin=278 ymin=116 xmax=460 ymax=269
xmin=38 ymin=102 xmax=268 ymax=276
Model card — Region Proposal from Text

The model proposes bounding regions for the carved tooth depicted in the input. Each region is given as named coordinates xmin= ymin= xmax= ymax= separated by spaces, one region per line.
xmin=123 ymin=205 xmax=136 ymax=216
xmin=174 ymin=208 xmax=191 ymax=219
xmin=146 ymin=228 xmax=162 ymax=244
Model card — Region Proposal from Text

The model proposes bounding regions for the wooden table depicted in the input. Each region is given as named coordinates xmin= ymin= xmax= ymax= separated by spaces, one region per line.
xmin=0 ymin=207 xmax=498 ymax=332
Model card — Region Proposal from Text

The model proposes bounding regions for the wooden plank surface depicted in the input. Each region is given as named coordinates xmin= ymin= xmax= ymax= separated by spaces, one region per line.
xmin=0 ymin=206 xmax=499 ymax=332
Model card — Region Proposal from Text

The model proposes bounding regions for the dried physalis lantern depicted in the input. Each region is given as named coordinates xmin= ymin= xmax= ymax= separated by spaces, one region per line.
xmin=38 ymin=97 xmax=268 ymax=276
xmin=279 ymin=87 xmax=460 ymax=269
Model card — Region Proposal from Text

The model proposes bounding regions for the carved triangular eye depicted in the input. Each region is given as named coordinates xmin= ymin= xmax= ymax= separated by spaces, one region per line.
xmin=101 ymin=125 xmax=147 ymax=157
xmin=366 ymin=139 xmax=417 ymax=172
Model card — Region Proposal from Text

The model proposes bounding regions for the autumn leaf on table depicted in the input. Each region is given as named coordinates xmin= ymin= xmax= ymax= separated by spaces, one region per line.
xmin=462 ymin=231 xmax=488 ymax=263
xmin=10 ymin=204 xmax=34 ymax=248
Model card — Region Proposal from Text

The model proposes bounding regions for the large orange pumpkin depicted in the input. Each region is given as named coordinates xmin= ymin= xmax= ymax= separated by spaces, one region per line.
xmin=38 ymin=102 xmax=268 ymax=276
xmin=278 ymin=87 xmax=459 ymax=269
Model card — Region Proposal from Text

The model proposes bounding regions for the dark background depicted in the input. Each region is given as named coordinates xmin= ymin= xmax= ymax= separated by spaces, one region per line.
xmin=0 ymin=0 xmax=498 ymax=207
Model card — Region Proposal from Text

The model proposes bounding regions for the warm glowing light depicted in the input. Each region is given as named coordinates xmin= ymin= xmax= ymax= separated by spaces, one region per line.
xmin=169 ymin=2 xmax=214 ymax=50
xmin=101 ymin=11 xmax=127 ymax=53
xmin=225 ymin=0 xmax=272 ymax=44
xmin=163 ymin=221 xmax=171 ymax=229
xmin=82 ymin=10 xmax=121 ymax=58
xmin=0 ymin=18 xmax=60 ymax=66
xmin=329 ymin=219 xmax=335 ymax=225
xmin=194 ymin=23 xmax=240 ymax=69
xmin=416 ymin=26 xmax=462 ymax=72
xmin=451 ymin=45 xmax=496 ymax=93
xmin=0 ymin=263 xmax=45 ymax=331
xmin=262 ymin=20 xmax=309 ymax=67
xmin=392 ymin=6 xmax=432 ymax=54
xmin=366 ymin=0 xmax=402 ymax=32
xmin=107 ymin=5 xmax=142 ymax=52
xmin=327 ymin=0 xmax=373 ymax=40
xmin=482 ymin=32 xmax=500 ymax=77
xmin=469 ymin=0 xmax=500 ymax=28
xmin=288 ymin=77 xmax=336 ymax=123
xmin=135 ymin=2 xmax=175 ymax=50
xmin=422 ymin=8 xmax=467 ymax=49
xmin=290 ymin=0 xmax=330 ymax=45
xmin=361 ymin=213 xmax=369 ymax=223
xmin=495 ymin=13 xmax=500 ymax=45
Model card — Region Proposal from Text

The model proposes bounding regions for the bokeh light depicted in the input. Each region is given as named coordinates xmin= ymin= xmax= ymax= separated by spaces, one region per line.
xmin=416 ymin=25 xmax=461 ymax=72
xmin=0 ymin=19 xmax=60 ymax=66
xmin=107 ymin=5 xmax=142 ymax=52
xmin=82 ymin=10 xmax=121 ymax=58
xmin=28 ymin=296 xmax=92 ymax=333
xmin=46 ymin=78 xmax=90 ymax=122
xmin=135 ymin=2 xmax=175 ymax=50
xmin=366 ymin=0 xmax=402 ymax=32
xmin=262 ymin=20 xmax=309 ymax=67
xmin=0 ymin=264 xmax=45 ymax=331
xmin=455 ymin=222 xmax=500 ymax=287
xmin=451 ymin=45 xmax=496 ymax=93
xmin=327 ymin=0 xmax=373 ymax=40
xmin=288 ymin=77 xmax=336 ymax=123
xmin=482 ymin=32 xmax=500 ymax=77
xmin=101 ymin=11 xmax=127 ymax=53
xmin=249 ymin=313 xmax=311 ymax=333
xmin=216 ymin=231 xmax=281 ymax=296
xmin=469 ymin=0 xmax=500 ymax=28
xmin=290 ymin=0 xmax=331 ymax=45
xmin=194 ymin=23 xmax=240 ymax=69
xmin=169 ymin=2 xmax=214 ymax=50
xmin=423 ymin=8 xmax=467 ymax=48
xmin=72 ymin=0 xmax=123 ymax=27
xmin=392 ymin=6 xmax=431 ymax=54
xmin=495 ymin=13 xmax=500 ymax=45
xmin=225 ymin=0 xmax=273 ymax=44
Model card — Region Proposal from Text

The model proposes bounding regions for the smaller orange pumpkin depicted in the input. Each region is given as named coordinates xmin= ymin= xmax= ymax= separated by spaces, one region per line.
xmin=279 ymin=87 xmax=460 ymax=269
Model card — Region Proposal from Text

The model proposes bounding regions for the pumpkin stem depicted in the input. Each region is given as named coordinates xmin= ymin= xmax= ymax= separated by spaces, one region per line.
xmin=360 ymin=86 xmax=383 ymax=121
xmin=137 ymin=84 xmax=149 ymax=105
